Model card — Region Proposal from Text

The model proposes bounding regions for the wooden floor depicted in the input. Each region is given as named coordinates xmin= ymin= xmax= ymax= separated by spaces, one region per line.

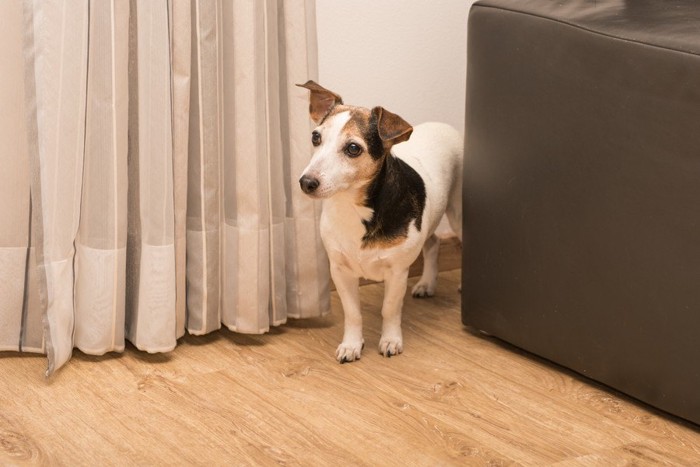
xmin=1 ymin=269 xmax=699 ymax=466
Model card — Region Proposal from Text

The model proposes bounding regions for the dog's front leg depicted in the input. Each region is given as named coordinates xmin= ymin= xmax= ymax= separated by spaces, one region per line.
xmin=331 ymin=264 xmax=364 ymax=363
xmin=379 ymin=269 xmax=409 ymax=357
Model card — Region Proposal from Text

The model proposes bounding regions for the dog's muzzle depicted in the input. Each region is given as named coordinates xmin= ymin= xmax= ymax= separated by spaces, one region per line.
xmin=299 ymin=175 xmax=320 ymax=194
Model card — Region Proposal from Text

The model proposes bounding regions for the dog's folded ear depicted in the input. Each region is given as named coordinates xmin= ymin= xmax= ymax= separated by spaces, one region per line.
xmin=296 ymin=80 xmax=343 ymax=124
xmin=372 ymin=106 xmax=413 ymax=147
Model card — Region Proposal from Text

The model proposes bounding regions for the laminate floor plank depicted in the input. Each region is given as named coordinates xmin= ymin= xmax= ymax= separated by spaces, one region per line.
xmin=1 ymin=269 xmax=698 ymax=466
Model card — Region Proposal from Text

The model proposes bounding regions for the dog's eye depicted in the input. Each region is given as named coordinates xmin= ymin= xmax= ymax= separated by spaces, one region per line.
xmin=344 ymin=142 xmax=362 ymax=158
xmin=311 ymin=131 xmax=321 ymax=147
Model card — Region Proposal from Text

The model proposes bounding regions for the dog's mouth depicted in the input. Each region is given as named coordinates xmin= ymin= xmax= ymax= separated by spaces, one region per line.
xmin=300 ymin=187 xmax=333 ymax=199
xmin=299 ymin=174 xmax=334 ymax=198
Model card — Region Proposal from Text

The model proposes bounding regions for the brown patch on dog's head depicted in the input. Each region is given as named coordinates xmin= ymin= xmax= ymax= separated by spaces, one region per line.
xmin=336 ymin=107 xmax=383 ymax=185
xmin=296 ymin=80 xmax=343 ymax=124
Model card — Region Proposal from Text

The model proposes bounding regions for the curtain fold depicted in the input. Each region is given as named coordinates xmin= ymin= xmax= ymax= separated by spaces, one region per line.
xmin=221 ymin=0 xmax=275 ymax=333
xmin=74 ymin=0 xmax=130 ymax=357
xmin=24 ymin=0 xmax=91 ymax=373
xmin=169 ymin=0 xmax=192 ymax=342
xmin=187 ymin=0 xmax=223 ymax=336
xmin=3 ymin=0 xmax=328 ymax=374
xmin=280 ymin=0 xmax=330 ymax=319
xmin=126 ymin=0 xmax=177 ymax=352
xmin=0 ymin=1 xmax=42 ymax=354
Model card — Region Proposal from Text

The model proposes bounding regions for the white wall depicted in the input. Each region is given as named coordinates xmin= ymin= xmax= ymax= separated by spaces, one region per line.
xmin=316 ymin=0 xmax=474 ymax=134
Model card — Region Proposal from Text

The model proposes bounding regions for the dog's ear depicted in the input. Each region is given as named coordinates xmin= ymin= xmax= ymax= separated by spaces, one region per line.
xmin=296 ymin=80 xmax=343 ymax=124
xmin=372 ymin=106 xmax=413 ymax=147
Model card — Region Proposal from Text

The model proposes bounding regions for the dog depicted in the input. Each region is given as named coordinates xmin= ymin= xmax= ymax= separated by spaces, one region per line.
xmin=297 ymin=81 xmax=463 ymax=363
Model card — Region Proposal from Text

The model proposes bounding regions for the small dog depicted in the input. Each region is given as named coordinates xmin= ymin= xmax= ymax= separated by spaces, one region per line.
xmin=297 ymin=81 xmax=463 ymax=363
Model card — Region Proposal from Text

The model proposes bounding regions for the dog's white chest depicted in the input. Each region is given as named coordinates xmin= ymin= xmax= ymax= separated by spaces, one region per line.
xmin=320 ymin=193 xmax=421 ymax=282
xmin=329 ymin=244 xmax=391 ymax=282
xmin=320 ymin=198 xmax=381 ymax=281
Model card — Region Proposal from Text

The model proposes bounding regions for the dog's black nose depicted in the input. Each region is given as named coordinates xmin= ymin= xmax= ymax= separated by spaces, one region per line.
xmin=299 ymin=175 xmax=320 ymax=194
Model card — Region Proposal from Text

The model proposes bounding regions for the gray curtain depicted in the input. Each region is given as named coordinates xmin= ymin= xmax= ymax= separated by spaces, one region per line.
xmin=0 ymin=0 xmax=329 ymax=375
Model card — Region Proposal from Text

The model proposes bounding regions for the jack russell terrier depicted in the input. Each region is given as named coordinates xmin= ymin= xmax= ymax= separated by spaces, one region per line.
xmin=297 ymin=81 xmax=463 ymax=363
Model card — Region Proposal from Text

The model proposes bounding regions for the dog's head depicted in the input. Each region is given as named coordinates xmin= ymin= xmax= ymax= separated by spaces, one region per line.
xmin=296 ymin=80 xmax=413 ymax=199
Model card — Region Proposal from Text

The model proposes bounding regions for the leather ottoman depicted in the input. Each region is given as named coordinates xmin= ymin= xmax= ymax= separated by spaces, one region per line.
xmin=463 ymin=0 xmax=700 ymax=425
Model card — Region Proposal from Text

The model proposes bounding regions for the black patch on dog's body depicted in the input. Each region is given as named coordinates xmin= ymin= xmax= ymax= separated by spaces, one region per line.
xmin=361 ymin=154 xmax=426 ymax=249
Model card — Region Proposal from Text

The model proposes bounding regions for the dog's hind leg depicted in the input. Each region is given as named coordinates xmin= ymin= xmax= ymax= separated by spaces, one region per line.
xmin=411 ymin=234 xmax=440 ymax=298
xmin=445 ymin=172 xmax=463 ymax=243
xmin=446 ymin=173 xmax=463 ymax=292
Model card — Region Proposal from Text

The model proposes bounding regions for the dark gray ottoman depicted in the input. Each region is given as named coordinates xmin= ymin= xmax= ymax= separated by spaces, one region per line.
xmin=463 ymin=0 xmax=700 ymax=425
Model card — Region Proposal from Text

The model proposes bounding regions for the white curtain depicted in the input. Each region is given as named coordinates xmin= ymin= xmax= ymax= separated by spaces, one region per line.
xmin=0 ymin=0 xmax=329 ymax=375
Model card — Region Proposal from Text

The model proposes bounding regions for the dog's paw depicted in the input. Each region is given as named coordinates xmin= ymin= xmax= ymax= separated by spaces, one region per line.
xmin=336 ymin=340 xmax=364 ymax=364
xmin=378 ymin=336 xmax=403 ymax=358
xmin=411 ymin=281 xmax=435 ymax=298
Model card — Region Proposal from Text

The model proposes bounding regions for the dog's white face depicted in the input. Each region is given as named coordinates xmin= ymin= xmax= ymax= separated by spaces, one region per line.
xmin=299 ymin=107 xmax=383 ymax=200
xmin=297 ymin=81 xmax=412 ymax=202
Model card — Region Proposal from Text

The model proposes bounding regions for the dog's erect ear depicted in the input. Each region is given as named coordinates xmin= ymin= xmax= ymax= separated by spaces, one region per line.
xmin=372 ymin=106 xmax=413 ymax=147
xmin=296 ymin=80 xmax=343 ymax=124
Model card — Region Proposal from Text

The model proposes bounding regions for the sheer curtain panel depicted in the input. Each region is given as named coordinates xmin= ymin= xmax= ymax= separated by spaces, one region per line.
xmin=1 ymin=0 xmax=329 ymax=375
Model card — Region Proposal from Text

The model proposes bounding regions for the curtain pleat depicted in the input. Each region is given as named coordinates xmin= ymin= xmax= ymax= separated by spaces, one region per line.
xmin=221 ymin=0 xmax=274 ymax=333
xmin=6 ymin=0 xmax=327 ymax=374
xmin=0 ymin=1 xmax=40 ymax=353
xmin=280 ymin=0 xmax=330 ymax=319
xmin=263 ymin=0 xmax=289 ymax=327
xmin=187 ymin=0 xmax=223 ymax=335
xmin=74 ymin=0 xmax=130 ymax=356
xmin=25 ymin=0 xmax=91 ymax=372
xmin=125 ymin=0 xmax=177 ymax=352
xmin=169 ymin=0 xmax=193 ymax=340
